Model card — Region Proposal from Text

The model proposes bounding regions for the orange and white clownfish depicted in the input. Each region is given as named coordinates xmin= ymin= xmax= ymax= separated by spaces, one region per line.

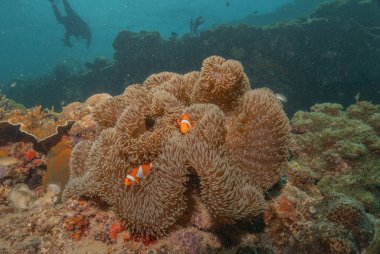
xmin=124 ymin=162 xmax=154 ymax=186
xmin=176 ymin=113 xmax=194 ymax=134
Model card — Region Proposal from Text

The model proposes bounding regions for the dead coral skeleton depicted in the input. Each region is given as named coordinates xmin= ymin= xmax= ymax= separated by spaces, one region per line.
xmin=63 ymin=56 xmax=290 ymax=236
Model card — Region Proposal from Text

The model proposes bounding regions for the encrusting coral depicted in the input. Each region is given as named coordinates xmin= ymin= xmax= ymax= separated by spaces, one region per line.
xmin=264 ymin=185 xmax=375 ymax=254
xmin=290 ymin=102 xmax=380 ymax=177
xmin=63 ymin=56 xmax=290 ymax=236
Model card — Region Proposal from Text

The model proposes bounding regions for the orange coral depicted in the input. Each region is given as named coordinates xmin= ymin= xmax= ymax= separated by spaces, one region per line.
xmin=63 ymin=215 xmax=89 ymax=240
xmin=109 ymin=221 xmax=125 ymax=240
xmin=24 ymin=150 xmax=37 ymax=161
xmin=274 ymin=195 xmax=299 ymax=222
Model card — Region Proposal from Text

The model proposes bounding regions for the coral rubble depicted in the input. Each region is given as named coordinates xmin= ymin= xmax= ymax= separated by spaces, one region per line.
xmin=63 ymin=56 xmax=290 ymax=236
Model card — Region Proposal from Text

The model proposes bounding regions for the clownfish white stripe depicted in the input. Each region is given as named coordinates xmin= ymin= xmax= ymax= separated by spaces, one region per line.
xmin=126 ymin=175 xmax=136 ymax=182
xmin=181 ymin=119 xmax=191 ymax=126
xmin=136 ymin=165 xmax=144 ymax=178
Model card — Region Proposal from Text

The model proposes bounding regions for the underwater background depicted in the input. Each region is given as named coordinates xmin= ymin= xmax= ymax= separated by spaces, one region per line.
xmin=0 ymin=0 xmax=294 ymax=82
xmin=1 ymin=0 xmax=380 ymax=253
xmin=2 ymin=0 xmax=374 ymax=115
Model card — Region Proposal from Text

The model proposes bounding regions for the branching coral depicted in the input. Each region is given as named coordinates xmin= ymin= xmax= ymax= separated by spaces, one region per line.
xmin=63 ymin=56 xmax=290 ymax=236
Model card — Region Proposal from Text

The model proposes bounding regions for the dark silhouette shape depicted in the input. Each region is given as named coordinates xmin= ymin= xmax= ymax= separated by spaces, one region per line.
xmin=189 ymin=16 xmax=204 ymax=36
xmin=49 ymin=0 xmax=91 ymax=48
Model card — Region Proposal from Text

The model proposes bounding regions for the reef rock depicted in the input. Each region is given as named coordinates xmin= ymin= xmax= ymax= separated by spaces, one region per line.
xmin=7 ymin=183 xmax=61 ymax=211
xmin=264 ymin=184 xmax=375 ymax=254
xmin=290 ymin=102 xmax=380 ymax=178
xmin=7 ymin=183 xmax=36 ymax=211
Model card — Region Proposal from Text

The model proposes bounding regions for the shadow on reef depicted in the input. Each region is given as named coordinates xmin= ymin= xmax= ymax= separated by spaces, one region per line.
xmin=3 ymin=0 xmax=380 ymax=115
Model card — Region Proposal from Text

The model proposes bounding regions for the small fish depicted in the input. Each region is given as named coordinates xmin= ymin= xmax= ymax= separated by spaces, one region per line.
xmin=10 ymin=82 xmax=16 ymax=88
xmin=124 ymin=162 xmax=154 ymax=186
xmin=275 ymin=93 xmax=287 ymax=103
xmin=176 ymin=113 xmax=194 ymax=134
xmin=225 ymin=1 xmax=230 ymax=7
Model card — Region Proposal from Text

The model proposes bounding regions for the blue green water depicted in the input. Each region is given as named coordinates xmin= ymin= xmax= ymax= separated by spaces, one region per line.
xmin=0 ymin=0 xmax=304 ymax=83
xmin=1 ymin=0 xmax=379 ymax=114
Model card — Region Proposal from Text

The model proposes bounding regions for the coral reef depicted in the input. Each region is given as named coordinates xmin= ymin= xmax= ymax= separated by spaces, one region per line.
xmin=63 ymin=56 xmax=290 ymax=236
xmin=7 ymin=183 xmax=36 ymax=211
xmin=366 ymin=220 xmax=380 ymax=254
xmin=0 ymin=96 xmax=378 ymax=253
xmin=263 ymin=184 xmax=374 ymax=254
xmin=0 ymin=185 xmax=10 ymax=205
xmin=0 ymin=113 xmax=74 ymax=154
xmin=0 ymin=142 xmax=46 ymax=188
xmin=290 ymin=102 xmax=380 ymax=178
xmin=287 ymin=100 xmax=380 ymax=253
xmin=7 ymin=183 xmax=60 ymax=211
xmin=317 ymin=157 xmax=380 ymax=215
xmin=0 ymin=94 xmax=24 ymax=119
xmin=42 ymin=136 xmax=72 ymax=197
xmin=63 ymin=215 xmax=90 ymax=241
xmin=0 ymin=92 xmax=104 ymax=154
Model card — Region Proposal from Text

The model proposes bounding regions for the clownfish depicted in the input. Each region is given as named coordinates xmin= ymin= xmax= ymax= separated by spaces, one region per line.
xmin=176 ymin=113 xmax=194 ymax=134
xmin=124 ymin=162 xmax=154 ymax=186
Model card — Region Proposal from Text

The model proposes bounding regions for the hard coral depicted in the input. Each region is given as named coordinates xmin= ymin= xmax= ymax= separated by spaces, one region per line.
xmin=318 ymin=157 xmax=380 ymax=215
xmin=0 ymin=185 xmax=10 ymax=204
xmin=290 ymin=102 xmax=380 ymax=177
xmin=7 ymin=106 xmax=56 ymax=140
xmin=63 ymin=215 xmax=89 ymax=241
xmin=0 ymin=94 xmax=23 ymax=119
xmin=0 ymin=112 xmax=74 ymax=154
xmin=264 ymin=185 xmax=375 ymax=254
xmin=109 ymin=221 xmax=125 ymax=240
xmin=325 ymin=195 xmax=375 ymax=250
xmin=63 ymin=56 xmax=290 ymax=236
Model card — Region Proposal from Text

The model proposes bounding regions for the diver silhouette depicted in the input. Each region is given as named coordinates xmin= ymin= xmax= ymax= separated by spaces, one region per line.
xmin=49 ymin=0 xmax=91 ymax=48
